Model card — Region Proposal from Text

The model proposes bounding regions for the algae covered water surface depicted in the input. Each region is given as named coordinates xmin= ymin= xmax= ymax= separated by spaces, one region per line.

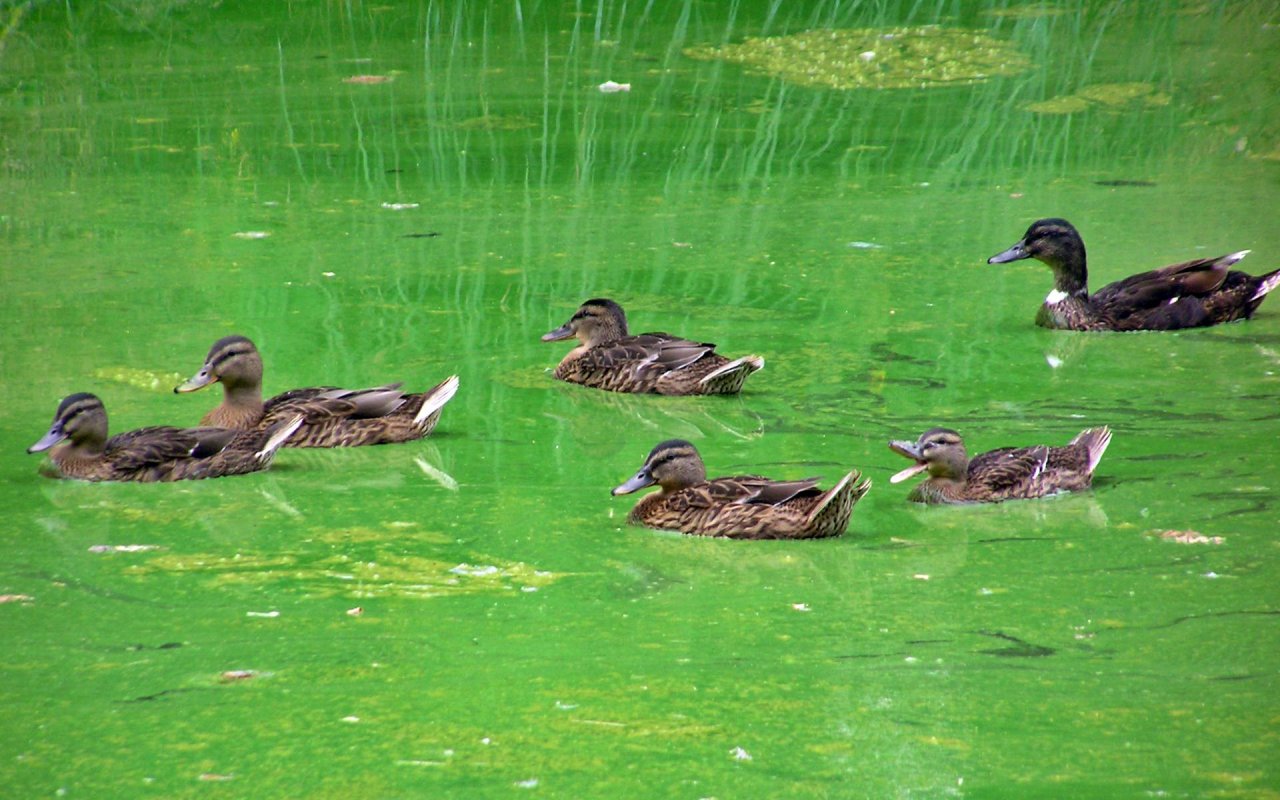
xmin=2 ymin=1 xmax=1278 ymax=796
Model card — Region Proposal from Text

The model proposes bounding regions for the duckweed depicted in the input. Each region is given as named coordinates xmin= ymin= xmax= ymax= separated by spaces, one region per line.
xmin=684 ymin=27 xmax=1031 ymax=90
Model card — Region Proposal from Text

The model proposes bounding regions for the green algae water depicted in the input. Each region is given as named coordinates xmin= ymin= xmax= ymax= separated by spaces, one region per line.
xmin=3 ymin=1 xmax=1279 ymax=796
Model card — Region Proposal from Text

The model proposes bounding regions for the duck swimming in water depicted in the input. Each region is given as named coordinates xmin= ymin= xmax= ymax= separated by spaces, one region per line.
xmin=988 ymin=218 xmax=1280 ymax=331
xmin=612 ymin=439 xmax=870 ymax=538
xmin=174 ymin=335 xmax=458 ymax=447
xmin=541 ymin=299 xmax=763 ymax=395
xmin=889 ymin=426 xmax=1111 ymax=504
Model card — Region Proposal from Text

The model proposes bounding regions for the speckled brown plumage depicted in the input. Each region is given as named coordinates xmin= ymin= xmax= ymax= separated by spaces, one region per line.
xmin=612 ymin=439 xmax=870 ymax=539
xmin=27 ymin=393 xmax=301 ymax=482
xmin=174 ymin=335 xmax=459 ymax=447
xmin=989 ymin=218 xmax=1280 ymax=331
xmin=889 ymin=426 xmax=1111 ymax=504
xmin=542 ymin=299 xmax=763 ymax=395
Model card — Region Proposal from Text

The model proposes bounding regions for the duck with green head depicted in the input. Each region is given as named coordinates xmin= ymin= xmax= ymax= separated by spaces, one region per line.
xmin=889 ymin=426 xmax=1111 ymax=504
xmin=542 ymin=299 xmax=764 ymax=395
xmin=988 ymin=218 xmax=1280 ymax=331
xmin=612 ymin=439 xmax=870 ymax=538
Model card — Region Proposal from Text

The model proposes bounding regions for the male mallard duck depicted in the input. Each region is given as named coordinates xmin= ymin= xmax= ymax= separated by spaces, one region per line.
xmin=27 ymin=393 xmax=302 ymax=482
xmin=174 ymin=335 xmax=459 ymax=448
xmin=611 ymin=439 xmax=870 ymax=539
xmin=541 ymin=298 xmax=764 ymax=395
xmin=988 ymin=218 xmax=1280 ymax=331
xmin=889 ymin=426 xmax=1112 ymax=504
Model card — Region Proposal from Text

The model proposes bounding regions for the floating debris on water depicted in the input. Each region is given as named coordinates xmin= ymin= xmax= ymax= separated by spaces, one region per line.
xmin=847 ymin=241 xmax=883 ymax=249
xmin=684 ymin=27 xmax=1031 ymax=90
xmin=381 ymin=202 xmax=419 ymax=211
xmin=1154 ymin=529 xmax=1224 ymax=545
xmin=598 ymin=80 xmax=631 ymax=93
xmin=1025 ymin=82 xmax=1171 ymax=114
xmin=88 ymin=544 xmax=163 ymax=553
xmin=730 ymin=746 xmax=753 ymax=761
xmin=344 ymin=74 xmax=393 ymax=84
xmin=0 ymin=594 xmax=34 ymax=604
xmin=245 ymin=610 xmax=280 ymax=618
xmin=232 ymin=231 xmax=270 ymax=239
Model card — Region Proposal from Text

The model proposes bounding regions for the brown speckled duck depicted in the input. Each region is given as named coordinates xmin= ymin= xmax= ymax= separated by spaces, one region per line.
xmin=174 ymin=335 xmax=458 ymax=448
xmin=889 ymin=426 xmax=1112 ymax=504
xmin=27 ymin=393 xmax=301 ymax=482
xmin=988 ymin=218 xmax=1280 ymax=331
xmin=611 ymin=439 xmax=870 ymax=539
xmin=541 ymin=299 xmax=764 ymax=395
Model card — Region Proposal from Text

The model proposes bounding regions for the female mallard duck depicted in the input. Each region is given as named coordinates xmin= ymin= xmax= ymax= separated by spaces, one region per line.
xmin=541 ymin=299 xmax=764 ymax=395
xmin=27 ymin=393 xmax=302 ymax=482
xmin=611 ymin=439 xmax=870 ymax=539
xmin=174 ymin=335 xmax=459 ymax=448
xmin=889 ymin=426 xmax=1111 ymax=504
xmin=988 ymin=218 xmax=1280 ymax=331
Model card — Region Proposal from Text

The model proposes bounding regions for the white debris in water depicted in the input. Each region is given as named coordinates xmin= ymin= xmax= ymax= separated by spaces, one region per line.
xmin=847 ymin=241 xmax=883 ymax=249
xmin=88 ymin=544 xmax=162 ymax=553
xmin=859 ymin=51 xmax=876 ymax=61
xmin=515 ymin=778 xmax=539 ymax=789
xmin=791 ymin=603 xmax=811 ymax=612
xmin=598 ymin=80 xmax=631 ymax=93
xmin=245 ymin=610 xmax=280 ymax=618
xmin=730 ymin=746 xmax=753 ymax=761
xmin=450 ymin=564 xmax=500 ymax=577
xmin=381 ymin=202 xmax=419 ymax=210
xmin=232 ymin=231 xmax=270 ymax=239
xmin=1045 ymin=354 xmax=1064 ymax=369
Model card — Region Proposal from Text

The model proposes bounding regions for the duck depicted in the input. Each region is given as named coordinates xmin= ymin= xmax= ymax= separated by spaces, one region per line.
xmin=174 ymin=335 xmax=459 ymax=447
xmin=541 ymin=298 xmax=764 ymax=395
xmin=888 ymin=426 xmax=1112 ymax=504
xmin=27 ymin=393 xmax=302 ymax=482
xmin=611 ymin=439 xmax=870 ymax=539
xmin=988 ymin=218 xmax=1280 ymax=331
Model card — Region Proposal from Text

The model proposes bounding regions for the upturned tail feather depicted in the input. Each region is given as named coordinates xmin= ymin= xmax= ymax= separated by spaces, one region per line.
xmin=257 ymin=415 xmax=305 ymax=460
xmin=1252 ymin=269 xmax=1280 ymax=302
xmin=413 ymin=375 xmax=461 ymax=426
xmin=1070 ymin=426 xmax=1113 ymax=475
xmin=805 ymin=471 xmax=871 ymax=528
xmin=698 ymin=355 xmax=765 ymax=392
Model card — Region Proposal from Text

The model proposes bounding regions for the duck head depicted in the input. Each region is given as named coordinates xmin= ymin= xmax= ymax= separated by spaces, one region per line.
xmin=175 ymin=335 xmax=264 ymax=395
xmin=28 ymin=393 xmax=109 ymax=454
xmin=988 ymin=218 xmax=1088 ymax=295
xmin=612 ymin=439 xmax=708 ymax=495
xmin=889 ymin=428 xmax=969 ymax=484
xmin=542 ymin=298 xmax=629 ymax=348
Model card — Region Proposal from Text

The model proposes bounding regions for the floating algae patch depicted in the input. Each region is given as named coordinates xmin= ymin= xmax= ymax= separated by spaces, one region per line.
xmin=126 ymin=549 xmax=564 ymax=599
xmin=684 ymin=27 xmax=1031 ymax=90
xmin=92 ymin=366 xmax=187 ymax=392
xmin=1025 ymin=82 xmax=1171 ymax=114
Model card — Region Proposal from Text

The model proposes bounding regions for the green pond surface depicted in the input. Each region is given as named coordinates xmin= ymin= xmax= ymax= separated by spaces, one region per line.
xmin=3 ymin=1 xmax=1279 ymax=796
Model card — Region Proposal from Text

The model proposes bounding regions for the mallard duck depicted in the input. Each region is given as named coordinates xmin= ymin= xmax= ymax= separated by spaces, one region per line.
xmin=611 ymin=439 xmax=870 ymax=539
xmin=988 ymin=218 xmax=1280 ymax=331
xmin=27 ymin=393 xmax=302 ymax=482
xmin=889 ymin=426 xmax=1112 ymax=504
xmin=541 ymin=298 xmax=764 ymax=395
xmin=174 ymin=335 xmax=459 ymax=447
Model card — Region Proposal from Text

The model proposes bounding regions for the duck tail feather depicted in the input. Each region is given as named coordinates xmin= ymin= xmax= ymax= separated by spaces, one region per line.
xmin=413 ymin=375 xmax=460 ymax=426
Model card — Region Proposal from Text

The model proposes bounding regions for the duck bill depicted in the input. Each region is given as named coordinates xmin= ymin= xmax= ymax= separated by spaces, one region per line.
xmin=888 ymin=439 xmax=928 ymax=484
xmin=612 ymin=469 xmax=655 ymax=496
xmin=540 ymin=323 xmax=574 ymax=342
xmin=174 ymin=368 xmax=215 ymax=394
xmin=28 ymin=424 xmax=66 ymax=453
xmin=988 ymin=241 xmax=1029 ymax=264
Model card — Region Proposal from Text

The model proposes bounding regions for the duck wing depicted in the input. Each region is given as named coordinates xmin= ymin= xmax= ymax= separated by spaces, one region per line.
xmin=967 ymin=446 xmax=1050 ymax=494
xmin=666 ymin=475 xmax=823 ymax=511
xmin=1092 ymin=255 xmax=1242 ymax=324
xmin=105 ymin=426 xmax=208 ymax=470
